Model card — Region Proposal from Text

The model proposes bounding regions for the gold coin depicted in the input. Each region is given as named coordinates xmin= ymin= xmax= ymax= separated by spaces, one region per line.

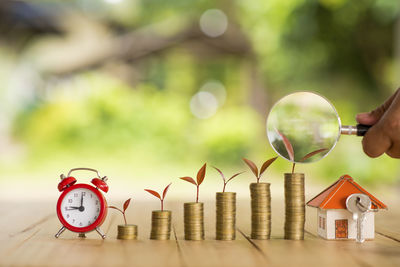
xmin=117 ymin=224 xmax=138 ymax=240
xmin=184 ymin=202 xmax=205 ymax=241
xmin=250 ymin=183 xmax=272 ymax=240
xmin=284 ymin=173 xmax=305 ymax=240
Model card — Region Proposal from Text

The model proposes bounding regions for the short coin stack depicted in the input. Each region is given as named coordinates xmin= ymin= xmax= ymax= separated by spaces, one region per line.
xmin=250 ymin=183 xmax=271 ymax=239
xmin=117 ymin=224 xmax=138 ymax=240
xmin=150 ymin=210 xmax=172 ymax=240
xmin=216 ymin=192 xmax=236 ymax=240
xmin=284 ymin=173 xmax=305 ymax=240
xmin=184 ymin=202 xmax=204 ymax=240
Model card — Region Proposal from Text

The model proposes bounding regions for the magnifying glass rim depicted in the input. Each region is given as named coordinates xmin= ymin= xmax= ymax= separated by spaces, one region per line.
xmin=266 ymin=91 xmax=342 ymax=164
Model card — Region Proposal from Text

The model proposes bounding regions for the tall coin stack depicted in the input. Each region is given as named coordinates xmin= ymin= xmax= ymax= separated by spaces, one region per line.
xmin=250 ymin=183 xmax=271 ymax=239
xmin=150 ymin=210 xmax=172 ymax=240
xmin=184 ymin=202 xmax=204 ymax=240
xmin=216 ymin=192 xmax=236 ymax=240
xmin=117 ymin=224 xmax=138 ymax=240
xmin=284 ymin=173 xmax=305 ymax=240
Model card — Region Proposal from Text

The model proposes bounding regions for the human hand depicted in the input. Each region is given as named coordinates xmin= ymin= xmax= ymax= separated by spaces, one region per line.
xmin=356 ymin=88 xmax=400 ymax=158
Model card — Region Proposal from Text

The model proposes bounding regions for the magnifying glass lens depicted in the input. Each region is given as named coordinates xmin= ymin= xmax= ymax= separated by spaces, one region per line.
xmin=266 ymin=92 xmax=341 ymax=163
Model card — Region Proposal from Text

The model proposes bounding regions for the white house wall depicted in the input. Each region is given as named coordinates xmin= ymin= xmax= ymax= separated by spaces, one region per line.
xmin=317 ymin=209 xmax=327 ymax=239
xmin=325 ymin=209 xmax=374 ymax=240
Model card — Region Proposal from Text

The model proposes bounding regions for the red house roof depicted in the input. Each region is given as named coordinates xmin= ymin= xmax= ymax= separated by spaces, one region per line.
xmin=307 ymin=175 xmax=387 ymax=210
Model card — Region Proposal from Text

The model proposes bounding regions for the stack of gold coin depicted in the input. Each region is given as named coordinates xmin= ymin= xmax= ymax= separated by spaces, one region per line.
xmin=216 ymin=192 xmax=236 ymax=240
xmin=250 ymin=183 xmax=271 ymax=239
xmin=284 ymin=173 xmax=305 ymax=240
xmin=117 ymin=224 xmax=138 ymax=240
xmin=150 ymin=210 xmax=172 ymax=240
xmin=184 ymin=202 xmax=204 ymax=240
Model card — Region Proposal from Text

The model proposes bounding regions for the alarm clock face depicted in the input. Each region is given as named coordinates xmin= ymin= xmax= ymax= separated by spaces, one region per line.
xmin=57 ymin=184 xmax=106 ymax=232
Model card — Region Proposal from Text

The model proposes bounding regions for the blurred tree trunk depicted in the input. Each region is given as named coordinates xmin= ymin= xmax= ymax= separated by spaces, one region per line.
xmin=244 ymin=56 xmax=268 ymax=116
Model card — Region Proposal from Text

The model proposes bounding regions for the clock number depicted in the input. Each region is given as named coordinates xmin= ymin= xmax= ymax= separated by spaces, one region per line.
xmin=90 ymin=194 xmax=93 ymax=198
xmin=79 ymin=222 xmax=83 ymax=226
xmin=66 ymin=214 xmax=70 ymax=218
xmin=94 ymin=216 xmax=97 ymax=220
xmin=72 ymin=219 xmax=75 ymax=223
xmin=95 ymin=200 xmax=99 ymax=205
xmin=82 ymin=192 xmax=86 ymax=196
xmin=74 ymin=193 xmax=78 ymax=197
xmin=97 ymin=208 xmax=100 ymax=212
xmin=68 ymin=199 xmax=72 ymax=203
xmin=88 ymin=221 xmax=91 ymax=225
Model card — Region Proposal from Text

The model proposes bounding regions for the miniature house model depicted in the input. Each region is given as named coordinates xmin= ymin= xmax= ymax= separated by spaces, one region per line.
xmin=307 ymin=175 xmax=387 ymax=240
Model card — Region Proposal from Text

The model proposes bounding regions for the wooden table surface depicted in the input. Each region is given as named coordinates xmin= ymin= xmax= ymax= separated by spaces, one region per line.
xmin=0 ymin=199 xmax=399 ymax=267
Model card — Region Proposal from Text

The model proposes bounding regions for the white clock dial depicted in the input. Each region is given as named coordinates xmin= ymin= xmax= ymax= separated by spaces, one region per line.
xmin=60 ymin=188 xmax=101 ymax=228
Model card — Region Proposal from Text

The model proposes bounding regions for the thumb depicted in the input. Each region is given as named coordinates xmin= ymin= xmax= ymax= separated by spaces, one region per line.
xmin=356 ymin=88 xmax=400 ymax=125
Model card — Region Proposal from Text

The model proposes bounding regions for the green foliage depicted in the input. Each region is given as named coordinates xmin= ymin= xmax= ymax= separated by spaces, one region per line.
xmin=3 ymin=0 xmax=400 ymax=187
xmin=195 ymin=107 xmax=262 ymax=166
xmin=12 ymin=72 xmax=261 ymax=169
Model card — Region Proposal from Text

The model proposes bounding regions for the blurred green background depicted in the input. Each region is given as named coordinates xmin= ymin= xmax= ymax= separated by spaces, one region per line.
xmin=0 ymin=0 xmax=399 ymax=201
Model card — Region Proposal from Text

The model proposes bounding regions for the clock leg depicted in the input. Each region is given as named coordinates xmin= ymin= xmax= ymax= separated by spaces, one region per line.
xmin=55 ymin=226 xmax=66 ymax=238
xmin=96 ymin=227 xmax=106 ymax=239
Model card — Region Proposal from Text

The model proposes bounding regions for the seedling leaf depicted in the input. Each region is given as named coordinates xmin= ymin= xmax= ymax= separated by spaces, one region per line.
xmin=180 ymin=176 xmax=197 ymax=186
xmin=299 ymin=148 xmax=328 ymax=162
xmin=144 ymin=189 xmax=161 ymax=200
xmin=259 ymin=157 xmax=278 ymax=176
xmin=276 ymin=130 xmax=294 ymax=161
xmin=227 ymin=171 xmax=245 ymax=183
xmin=213 ymin=166 xmax=226 ymax=182
xmin=123 ymin=198 xmax=131 ymax=212
xmin=197 ymin=163 xmax=207 ymax=185
xmin=162 ymin=183 xmax=172 ymax=200
xmin=243 ymin=158 xmax=258 ymax=177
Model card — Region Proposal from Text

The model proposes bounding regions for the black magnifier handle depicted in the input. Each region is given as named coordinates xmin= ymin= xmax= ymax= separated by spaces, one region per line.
xmin=341 ymin=124 xmax=371 ymax=136
xmin=356 ymin=124 xmax=371 ymax=136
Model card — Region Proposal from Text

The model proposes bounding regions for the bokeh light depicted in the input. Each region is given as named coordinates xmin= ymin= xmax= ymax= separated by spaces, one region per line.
xmin=199 ymin=80 xmax=226 ymax=107
xmin=190 ymin=91 xmax=219 ymax=119
xmin=103 ymin=0 xmax=124 ymax=4
xmin=199 ymin=9 xmax=228 ymax=37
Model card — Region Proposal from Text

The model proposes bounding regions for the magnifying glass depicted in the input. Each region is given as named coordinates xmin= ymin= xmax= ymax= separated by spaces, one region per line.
xmin=266 ymin=91 xmax=371 ymax=163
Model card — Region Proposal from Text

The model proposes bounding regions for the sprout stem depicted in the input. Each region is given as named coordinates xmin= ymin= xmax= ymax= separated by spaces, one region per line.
xmin=123 ymin=212 xmax=127 ymax=226
xmin=291 ymin=163 xmax=296 ymax=174
xmin=161 ymin=199 xmax=164 ymax=211
xmin=196 ymin=185 xmax=199 ymax=203
xmin=109 ymin=206 xmax=127 ymax=225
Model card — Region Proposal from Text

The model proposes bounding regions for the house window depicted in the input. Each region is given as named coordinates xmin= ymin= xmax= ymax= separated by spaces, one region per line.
xmin=323 ymin=218 xmax=326 ymax=230
xmin=319 ymin=217 xmax=321 ymax=228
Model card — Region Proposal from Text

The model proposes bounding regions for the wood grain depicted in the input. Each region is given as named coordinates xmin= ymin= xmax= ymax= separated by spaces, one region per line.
xmin=0 ymin=198 xmax=398 ymax=267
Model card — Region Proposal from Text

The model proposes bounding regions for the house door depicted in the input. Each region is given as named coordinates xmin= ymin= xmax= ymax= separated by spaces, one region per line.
xmin=335 ymin=219 xmax=348 ymax=239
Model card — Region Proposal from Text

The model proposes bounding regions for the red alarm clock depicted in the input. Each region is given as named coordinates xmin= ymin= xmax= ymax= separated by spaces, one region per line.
xmin=55 ymin=168 xmax=109 ymax=239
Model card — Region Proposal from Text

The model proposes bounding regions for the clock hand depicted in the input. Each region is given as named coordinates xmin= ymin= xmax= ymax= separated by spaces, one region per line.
xmin=80 ymin=192 xmax=84 ymax=207
xmin=66 ymin=207 xmax=80 ymax=210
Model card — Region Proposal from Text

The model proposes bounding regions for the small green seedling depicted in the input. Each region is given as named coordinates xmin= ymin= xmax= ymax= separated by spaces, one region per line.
xmin=144 ymin=183 xmax=172 ymax=211
xmin=242 ymin=157 xmax=278 ymax=183
xmin=180 ymin=163 xmax=206 ymax=203
xmin=108 ymin=198 xmax=131 ymax=225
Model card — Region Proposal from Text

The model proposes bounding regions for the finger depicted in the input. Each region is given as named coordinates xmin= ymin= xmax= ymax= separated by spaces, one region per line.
xmin=356 ymin=88 xmax=400 ymax=125
xmin=356 ymin=112 xmax=379 ymax=125
xmin=361 ymin=125 xmax=392 ymax=158
xmin=386 ymin=145 xmax=400 ymax=158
